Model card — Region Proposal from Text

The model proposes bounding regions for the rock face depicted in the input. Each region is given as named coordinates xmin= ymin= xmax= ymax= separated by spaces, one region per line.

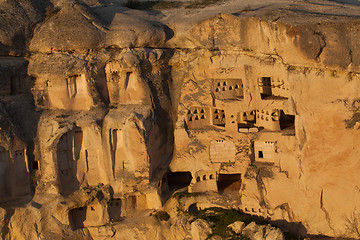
xmin=191 ymin=219 xmax=212 ymax=240
xmin=242 ymin=222 xmax=284 ymax=240
xmin=228 ymin=221 xmax=246 ymax=234
xmin=29 ymin=3 xmax=106 ymax=52
xmin=0 ymin=0 xmax=50 ymax=55
xmin=0 ymin=105 xmax=30 ymax=202
xmin=1 ymin=0 xmax=360 ymax=239
xmin=105 ymin=14 xmax=168 ymax=48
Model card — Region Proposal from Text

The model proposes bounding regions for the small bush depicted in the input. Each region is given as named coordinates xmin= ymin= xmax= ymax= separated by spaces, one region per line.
xmin=184 ymin=0 xmax=224 ymax=9
xmin=124 ymin=0 xmax=225 ymax=10
xmin=124 ymin=0 xmax=141 ymax=8
xmin=173 ymin=191 xmax=204 ymax=199
xmin=152 ymin=1 xmax=183 ymax=9
xmin=241 ymin=4 xmax=251 ymax=12
xmin=189 ymin=208 xmax=265 ymax=239
xmin=125 ymin=0 xmax=182 ymax=10
xmin=153 ymin=210 xmax=170 ymax=221
xmin=188 ymin=207 xmax=303 ymax=240
xmin=56 ymin=114 xmax=70 ymax=118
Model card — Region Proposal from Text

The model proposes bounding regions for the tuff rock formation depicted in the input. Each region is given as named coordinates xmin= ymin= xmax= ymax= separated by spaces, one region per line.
xmin=1 ymin=0 xmax=360 ymax=239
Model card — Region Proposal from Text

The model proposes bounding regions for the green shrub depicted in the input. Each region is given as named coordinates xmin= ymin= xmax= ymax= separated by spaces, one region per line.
xmin=153 ymin=210 xmax=170 ymax=221
xmin=184 ymin=0 xmax=223 ymax=9
xmin=173 ymin=191 xmax=205 ymax=199
xmin=190 ymin=208 xmax=264 ymax=239
xmin=189 ymin=207 xmax=304 ymax=239
xmin=124 ymin=0 xmax=225 ymax=10
xmin=124 ymin=0 xmax=182 ymax=10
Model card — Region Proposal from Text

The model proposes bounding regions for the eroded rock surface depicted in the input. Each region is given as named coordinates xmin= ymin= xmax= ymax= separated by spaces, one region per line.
xmin=1 ymin=0 xmax=360 ymax=239
xmin=242 ymin=222 xmax=285 ymax=240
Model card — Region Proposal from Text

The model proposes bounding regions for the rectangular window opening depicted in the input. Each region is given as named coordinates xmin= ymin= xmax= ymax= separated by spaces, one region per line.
xmin=32 ymin=161 xmax=39 ymax=170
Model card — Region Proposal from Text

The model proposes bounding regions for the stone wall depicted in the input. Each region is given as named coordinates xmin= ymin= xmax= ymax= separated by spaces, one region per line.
xmin=2 ymin=1 xmax=360 ymax=239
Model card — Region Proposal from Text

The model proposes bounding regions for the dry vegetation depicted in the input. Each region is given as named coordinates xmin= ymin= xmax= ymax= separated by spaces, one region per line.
xmin=124 ymin=0 xmax=226 ymax=10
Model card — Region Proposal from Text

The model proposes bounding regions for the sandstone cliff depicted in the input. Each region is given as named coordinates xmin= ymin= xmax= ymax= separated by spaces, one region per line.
xmin=1 ymin=0 xmax=360 ymax=239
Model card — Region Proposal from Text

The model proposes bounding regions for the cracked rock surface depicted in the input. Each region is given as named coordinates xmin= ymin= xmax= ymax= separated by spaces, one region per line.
xmin=1 ymin=0 xmax=360 ymax=239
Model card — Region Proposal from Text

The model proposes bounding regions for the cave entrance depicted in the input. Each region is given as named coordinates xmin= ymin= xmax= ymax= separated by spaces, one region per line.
xmin=125 ymin=195 xmax=137 ymax=216
xmin=0 ymin=149 xmax=8 ymax=197
xmin=32 ymin=161 xmax=39 ymax=170
xmin=108 ymin=198 xmax=122 ymax=221
xmin=217 ymin=174 xmax=242 ymax=194
xmin=279 ymin=110 xmax=295 ymax=130
xmin=166 ymin=171 xmax=192 ymax=192
xmin=14 ymin=150 xmax=29 ymax=196
xmin=0 ymin=163 xmax=5 ymax=197
xmin=69 ymin=207 xmax=86 ymax=230
xmin=57 ymin=128 xmax=83 ymax=194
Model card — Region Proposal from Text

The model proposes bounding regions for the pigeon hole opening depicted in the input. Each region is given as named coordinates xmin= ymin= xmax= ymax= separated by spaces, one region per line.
xmin=238 ymin=111 xmax=256 ymax=129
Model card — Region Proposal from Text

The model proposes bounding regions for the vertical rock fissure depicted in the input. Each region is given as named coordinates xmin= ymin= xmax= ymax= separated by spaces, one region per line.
xmin=256 ymin=168 xmax=268 ymax=207
xmin=1 ymin=208 xmax=15 ymax=239
xmin=314 ymin=31 xmax=326 ymax=61
xmin=320 ymin=189 xmax=335 ymax=233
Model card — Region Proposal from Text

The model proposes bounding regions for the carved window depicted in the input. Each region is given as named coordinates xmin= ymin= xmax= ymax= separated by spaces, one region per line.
xmin=66 ymin=76 xmax=77 ymax=99
xmin=259 ymin=77 xmax=289 ymax=100
xmin=212 ymin=79 xmax=244 ymax=100
xmin=187 ymin=107 xmax=211 ymax=128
